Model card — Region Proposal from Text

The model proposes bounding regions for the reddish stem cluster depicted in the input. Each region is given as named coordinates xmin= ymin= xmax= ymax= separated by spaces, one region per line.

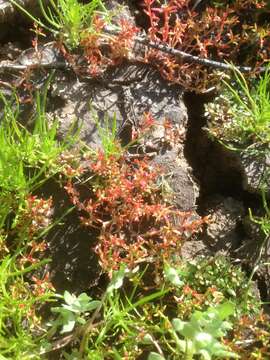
xmin=24 ymin=195 xmax=54 ymax=236
xmin=142 ymin=0 xmax=269 ymax=88
xmin=81 ymin=16 xmax=139 ymax=76
xmin=65 ymin=152 xmax=206 ymax=276
xmin=78 ymin=0 xmax=269 ymax=90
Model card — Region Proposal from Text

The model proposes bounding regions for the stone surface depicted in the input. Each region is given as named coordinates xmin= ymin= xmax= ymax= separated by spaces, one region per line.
xmin=153 ymin=149 xmax=199 ymax=211
xmin=240 ymin=148 xmax=270 ymax=195
xmin=181 ymin=239 xmax=212 ymax=260
xmin=49 ymin=63 xmax=186 ymax=147
xmin=0 ymin=0 xmax=46 ymax=23
xmin=202 ymin=195 xmax=245 ymax=252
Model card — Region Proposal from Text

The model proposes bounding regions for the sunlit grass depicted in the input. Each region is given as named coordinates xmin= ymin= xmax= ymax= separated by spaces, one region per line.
xmin=10 ymin=0 xmax=108 ymax=48
xmin=206 ymin=65 xmax=270 ymax=148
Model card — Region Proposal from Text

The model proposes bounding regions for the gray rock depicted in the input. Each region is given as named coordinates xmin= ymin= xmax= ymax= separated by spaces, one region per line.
xmin=181 ymin=239 xmax=212 ymax=260
xmin=17 ymin=41 xmax=61 ymax=66
xmin=153 ymin=149 xmax=199 ymax=211
xmin=0 ymin=0 xmax=45 ymax=24
xmin=0 ymin=0 xmax=48 ymax=40
xmin=203 ymin=195 xmax=245 ymax=252
xmin=240 ymin=147 xmax=270 ymax=195
xmin=49 ymin=64 xmax=186 ymax=148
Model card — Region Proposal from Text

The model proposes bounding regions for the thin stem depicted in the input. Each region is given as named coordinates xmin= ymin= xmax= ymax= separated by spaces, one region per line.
xmin=103 ymin=26 xmax=267 ymax=74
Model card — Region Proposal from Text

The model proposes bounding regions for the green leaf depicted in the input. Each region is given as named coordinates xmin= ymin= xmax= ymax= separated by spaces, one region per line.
xmin=63 ymin=303 xmax=80 ymax=313
xmin=142 ymin=334 xmax=154 ymax=344
xmin=227 ymin=288 xmax=236 ymax=297
xmin=179 ymin=322 xmax=197 ymax=339
xmin=78 ymin=292 xmax=91 ymax=303
xmin=216 ymin=302 xmax=235 ymax=320
xmin=214 ymin=349 xmax=240 ymax=358
xmin=64 ymin=300 xmax=101 ymax=314
xmin=107 ymin=265 xmax=127 ymax=294
xmin=63 ymin=290 xmax=76 ymax=306
xmin=197 ymin=349 xmax=211 ymax=360
xmin=84 ymin=300 xmax=101 ymax=312
xmin=172 ymin=318 xmax=185 ymax=332
xmin=164 ymin=266 xmax=183 ymax=287
xmin=61 ymin=312 xmax=76 ymax=333
xmin=148 ymin=352 xmax=166 ymax=360
xmin=77 ymin=316 xmax=86 ymax=325
xmin=194 ymin=332 xmax=213 ymax=349
xmin=175 ymin=339 xmax=187 ymax=352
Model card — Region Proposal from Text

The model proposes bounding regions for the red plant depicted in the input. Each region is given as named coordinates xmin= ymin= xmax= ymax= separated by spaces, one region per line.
xmin=109 ymin=19 xmax=139 ymax=61
xmin=31 ymin=272 xmax=55 ymax=296
xmin=8 ymin=195 xmax=53 ymax=245
xmin=65 ymin=151 xmax=206 ymax=276
xmin=142 ymin=0 xmax=269 ymax=88
xmin=80 ymin=17 xmax=139 ymax=76
xmin=23 ymin=196 xmax=54 ymax=236
xmin=77 ymin=0 xmax=269 ymax=90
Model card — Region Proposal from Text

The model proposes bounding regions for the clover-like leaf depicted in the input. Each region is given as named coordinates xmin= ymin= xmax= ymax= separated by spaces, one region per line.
xmin=172 ymin=318 xmax=185 ymax=333
xmin=61 ymin=311 xmax=76 ymax=334
xmin=194 ymin=332 xmax=214 ymax=350
xmin=164 ymin=265 xmax=183 ymax=287
xmin=63 ymin=291 xmax=76 ymax=306
xmin=216 ymin=302 xmax=235 ymax=320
